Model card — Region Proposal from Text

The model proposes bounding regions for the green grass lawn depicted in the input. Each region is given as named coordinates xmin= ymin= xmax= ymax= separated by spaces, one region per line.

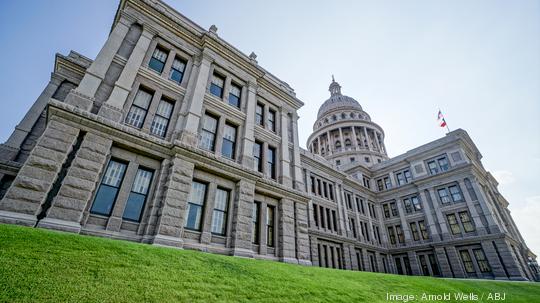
xmin=0 ymin=224 xmax=539 ymax=303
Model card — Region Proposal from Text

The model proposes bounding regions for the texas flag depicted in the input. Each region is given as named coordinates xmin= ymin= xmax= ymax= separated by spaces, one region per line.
xmin=437 ymin=110 xmax=447 ymax=128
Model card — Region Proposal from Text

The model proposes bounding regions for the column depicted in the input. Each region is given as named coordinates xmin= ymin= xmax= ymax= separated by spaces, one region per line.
xmin=419 ymin=190 xmax=440 ymax=241
xmin=240 ymin=81 xmax=257 ymax=169
xmin=38 ymin=133 xmax=112 ymax=232
xmin=231 ymin=179 xmax=255 ymax=257
xmin=374 ymin=131 xmax=382 ymax=153
xmin=317 ymin=136 xmax=321 ymax=154
xmin=335 ymin=184 xmax=347 ymax=235
xmin=291 ymin=112 xmax=304 ymax=190
xmin=434 ymin=247 xmax=454 ymax=278
xmin=445 ymin=246 xmax=467 ymax=278
xmin=471 ymin=179 xmax=501 ymax=233
xmin=3 ymin=75 xmax=63 ymax=159
xmin=458 ymin=179 xmax=486 ymax=235
xmin=363 ymin=127 xmax=370 ymax=151
xmin=106 ymin=162 xmax=139 ymax=232
xmin=351 ymin=126 xmax=359 ymax=150
xmin=99 ymin=26 xmax=156 ymax=121
xmin=176 ymin=50 xmax=213 ymax=146
xmin=152 ymin=157 xmax=195 ymax=248
xmin=0 ymin=120 xmax=80 ymax=226
xmin=338 ymin=127 xmax=344 ymax=151
xmin=279 ymin=198 xmax=296 ymax=263
xmin=66 ymin=17 xmax=132 ymax=110
xmin=481 ymin=241 xmax=509 ymax=280
xmin=214 ymin=117 xmax=226 ymax=157
xmin=326 ymin=131 xmax=332 ymax=155
xmin=280 ymin=110 xmax=292 ymax=187
xmin=200 ymin=183 xmax=218 ymax=244
xmin=407 ymin=251 xmax=421 ymax=275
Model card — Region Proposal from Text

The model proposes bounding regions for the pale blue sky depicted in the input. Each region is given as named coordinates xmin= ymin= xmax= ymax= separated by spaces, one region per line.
xmin=1 ymin=0 xmax=539 ymax=253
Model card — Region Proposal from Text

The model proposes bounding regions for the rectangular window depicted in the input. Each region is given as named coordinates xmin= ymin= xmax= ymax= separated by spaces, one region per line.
xmin=419 ymin=255 xmax=429 ymax=276
xmin=253 ymin=141 xmax=263 ymax=172
xmin=438 ymin=157 xmax=449 ymax=172
xmin=211 ymin=188 xmax=229 ymax=235
xmin=473 ymin=249 xmax=491 ymax=273
xmin=328 ymin=184 xmax=334 ymax=201
xmin=149 ymin=46 xmax=168 ymax=73
xmin=377 ymin=179 xmax=384 ymax=191
xmin=268 ymin=109 xmax=276 ymax=132
xmin=396 ymin=172 xmax=406 ymax=186
xmin=447 ymin=213 xmax=461 ymax=234
xmin=199 ymin=114 xmax=218 ymax=151
xmin=228 ymin=83 xmax=241 ymax=108
xmin=396 ymin=225 xmax=405 ymax=243
xmin=403 ymin=198 xmax=413 ymax=213
xmin=410 ymin=222 xmax=420 ymax=241
xmin=438 ymin=188 xmax=451 ymax=204
xmin=252 ymin=202 xmax=261 ymax=244
xmin=383 ymin=204 xmax=390 ymax=218
xmin=388 ymin=226 xmax=396 ymax=244
xmin=384 ymin=177 xmax=391 ymax=189
xmin=428 ymin=160 xmax=438 ymax=175
xmin=150 ymin=98 xmax=174 ymax=137
xmin=460 ymin=250 xmax=475 ymax=273
xmin=221 ymin=123 xmax=237 ymax=159
xmin=350 ymin=218 xmax=357 ymax=238
xmin=91 ymin=160 xmax=127 ymax=216
xmin=411 ymin=196 xmax=422 ymax=211
xmin=449 ymin=185 xmax=463 ymax=202
xmin=418 ymin=220 xmax=429 ymax=240
xmin=267 ymin=146 xmax=276 ymax=179
xmin=169 ymin=57 xmax=186 ymax=84
xmin=266 ymin=205 xmax=275 ymax=247
xmin=404 ymin=170 xmax=412 ymax=183
xmin=390 ymin=202 xmax=398 ymax=217
xmin=255 ymin=103 xmax=264 ymax=126
xmin=185 ymin=181 xmax=207 ymax=231
xmin=459 ymin=211 xmax=475 ymax=232
xmin=429 ymin=254 xmax=440 ymax=276
xmin=313 ymin=205 xmax=318 ymax=227
xmin=126 ymin=88 xmax=153 ymax=128
xmin=122 ymin=168 xmax=153 ymax=222
xmin=210 ymin=73 xmax=225 ymax=98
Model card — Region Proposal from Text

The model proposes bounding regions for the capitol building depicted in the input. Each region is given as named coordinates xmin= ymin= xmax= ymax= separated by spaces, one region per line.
xmin=0 ymin=0 xmax=538 ymax=281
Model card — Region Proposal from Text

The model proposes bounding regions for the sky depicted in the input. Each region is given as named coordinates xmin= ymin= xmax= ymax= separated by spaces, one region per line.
xmin=0 ymin=1 xmax=539 ymax=255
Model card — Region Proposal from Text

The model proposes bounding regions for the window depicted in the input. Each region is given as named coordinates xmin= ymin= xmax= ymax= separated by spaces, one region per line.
xmin=438 ymin=157 xmax=449 ymax=172
xmin=383 ymin=204 xmax=390 ymax=218
xmin=438 ymin=188 xmax=451 ymax=204
xmin=221 ymin=123 xmax=237 ymax=159
xmin=419 ymin=255 xmax=429 ymax=276
xmin=199 ymin=114 xmax=218 ymax=151
xmin=266 ymin=205 xmax=275 ymax=247
xmin=122 ymin=168 xmax=153 ymax=222
xmin=336 ymin=160 xmax=341 ymax=166
xmin=150 ymin=99 xmax=174 ymax=137
xmin=419 ymin=220 xmax=429 ymax=240
xmin=363 ymin=177 xmax=370 ymax=189
xmin=384 ymin=177 xmax=391 ymax=189
xmin=149 ymin=46 xmax=167 ymax=73
xmin=473 ymin=249 xmax=491 ymax=273
xmin=350 ymin=218 xmax=357 ymax=238
xmin=252 ymin=202 xmax=261 ymax=244
xmin=253 ymin=141 xmax=263 ymax=172
xmin=169 ymin=57 xmax=186 ymax=84
xmin=396 ymin=225 xmax=404 ymax=243
xmin=390 ymin=202 xmax=398 ymax=216
xmin=388 ymin=226 xmax=396 ymax=244
xmin=185 ymin=181 xmax=207 ymax=231
xmin=377 ymin=179 xmax=384 ymax=191
xmin=126 ymin=88 xmax=153 ymax=128
xmin=267 ymin=146 xmax=276 ymax=179
xmin=210 ymin=73 xmax=225 ymax=98
xmin=328 ymin=184 xmax=334 ymax=201
xmin=268 ymin=109 xmax=276 ymax=132
xmin=411 ymin=196 xmax=422 ymax=211
xmin=410 ymin=222 xmax=420 ymax=241
xmin=228 ymin=83 xmax=241 ymax=108
xmin=255 ymin=103 xmax=264 ymax=126
xmin=91 ymin=160 xmax=127 ymax=216
xmin=427 ymin=160 xmax=439 ymax=175
xmin=396 ymin=169 xmax=411 ymax=186
xmin=313 ymin=206 xmax=318 ymax=227
xmin=459 ymin=211 xmax=475 ymax=232
xmin=449 ymin=185 xmax=463 ymax=202
xmin=211 ymin=188 xmax=229 ymax=235
xmin=460 ymin=250 xmax=475 ymax=273
xmin=403 ymin=198 xmax=413 ymax=214
xmin=429 ymin=254 xmax=440 ymax=276
xmin=447 ymin=213 xmax=461 ymax=234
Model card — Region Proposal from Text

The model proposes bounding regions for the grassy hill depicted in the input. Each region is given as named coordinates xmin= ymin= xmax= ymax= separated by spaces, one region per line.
xmin=0 ymin=224 xmax=539 ymax=302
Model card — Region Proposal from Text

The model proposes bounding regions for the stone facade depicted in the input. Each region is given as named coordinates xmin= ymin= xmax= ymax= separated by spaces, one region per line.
xmin=0 ymin=0 xmax=538 ymax=282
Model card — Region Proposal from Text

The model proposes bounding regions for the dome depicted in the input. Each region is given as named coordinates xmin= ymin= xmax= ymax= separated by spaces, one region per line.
xmin=317 ymin=77 xmax=362 ymax=119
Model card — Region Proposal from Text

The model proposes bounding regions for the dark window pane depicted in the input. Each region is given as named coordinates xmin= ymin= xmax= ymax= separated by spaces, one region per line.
xmin=123 ymin=192 xmax=146 ymax=221
xmin=149 ymin=57 xmax=165 ymax=73
xmin=91 ymin=185 xmax=119 ymax=216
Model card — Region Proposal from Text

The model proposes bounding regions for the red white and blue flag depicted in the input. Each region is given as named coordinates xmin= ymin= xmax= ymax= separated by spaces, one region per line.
xmin=437 ymin=110 xmax=447 ymax=128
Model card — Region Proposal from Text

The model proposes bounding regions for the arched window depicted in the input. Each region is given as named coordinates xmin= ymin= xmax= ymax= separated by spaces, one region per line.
xmin=321 ymin=148 xmax=325 ymax=155
xmin=341 ymin=113 xmax=346 ymax=119
xmin=332 ymin=115 xmax=337 ymax=121
xmin=345 ymin=139 xmax=351 ymax=147
xmin=350 ymin=113 xmax=355 ymax=118
xmin=335 ymin=141 xmax=341 ymax=149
